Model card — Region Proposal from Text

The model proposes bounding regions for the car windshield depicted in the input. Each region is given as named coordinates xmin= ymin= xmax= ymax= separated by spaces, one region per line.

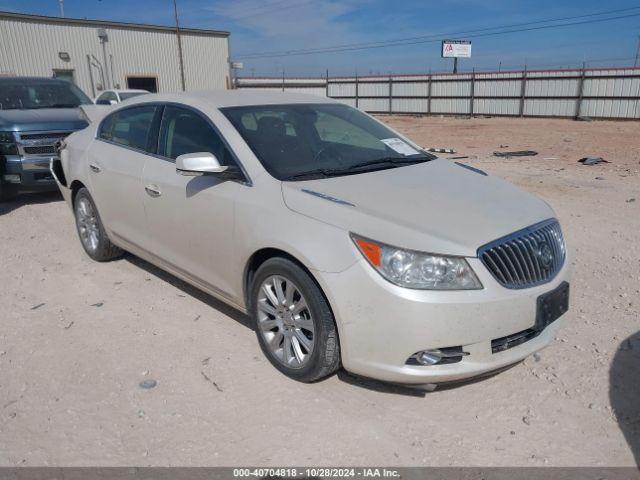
xmin=0 ymin=80 xmax=93 ymax=110
xmin=221 ymin=103 xmax=435 ymax=181
xmin=119 ymin=91 xmax=146 ymax=101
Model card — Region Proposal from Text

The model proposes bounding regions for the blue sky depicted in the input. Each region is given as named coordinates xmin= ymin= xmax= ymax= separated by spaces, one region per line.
xmin=2 ymin=0 xmax=639 ymax=76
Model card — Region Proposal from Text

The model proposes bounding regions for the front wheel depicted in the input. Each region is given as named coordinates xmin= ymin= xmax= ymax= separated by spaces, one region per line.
xmin=73 ymin=188 xmax=123 ymax=262
xmin=251 ymin=257 xmax=341 ymax=382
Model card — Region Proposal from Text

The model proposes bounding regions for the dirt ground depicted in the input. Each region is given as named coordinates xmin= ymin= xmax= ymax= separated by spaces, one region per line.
xmin=1 ymin=117 xmax=639 ymax=467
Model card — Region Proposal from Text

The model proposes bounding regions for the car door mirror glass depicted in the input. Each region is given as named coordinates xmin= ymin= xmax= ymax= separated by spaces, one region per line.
xmin=176 ymin=152 xmax=228 ymax=176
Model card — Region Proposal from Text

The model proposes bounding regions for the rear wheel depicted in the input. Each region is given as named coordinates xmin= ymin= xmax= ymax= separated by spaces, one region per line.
xmin=73 ymin=188 xmax=123 ymax=262
xmin=0 ymin=183 xmax=17 ymax=202
xmin=251 ymin=257 xmax=340 ymax=382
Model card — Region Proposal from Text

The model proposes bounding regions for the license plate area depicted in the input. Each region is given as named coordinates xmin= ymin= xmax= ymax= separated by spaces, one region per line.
xmin=535 ymin=281 xmax=569 ymax=331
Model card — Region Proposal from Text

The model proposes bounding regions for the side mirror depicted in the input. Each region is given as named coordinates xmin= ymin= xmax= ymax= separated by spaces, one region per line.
xmin=109 ymin=99 xmax=118 ymax=105
xmin=176 ymin=152 xmax=228 ymax=176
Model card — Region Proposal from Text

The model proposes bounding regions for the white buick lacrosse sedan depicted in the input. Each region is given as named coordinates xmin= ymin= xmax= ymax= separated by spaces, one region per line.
xmin=52 ymin=91 xmax=569 ymax=385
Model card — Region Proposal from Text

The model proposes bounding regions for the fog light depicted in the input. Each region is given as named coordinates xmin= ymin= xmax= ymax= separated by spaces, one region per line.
xmin=417 ymin=350 xmax=443 ymax=365
xmin=3 ymin=174 xmax=20 ymax=183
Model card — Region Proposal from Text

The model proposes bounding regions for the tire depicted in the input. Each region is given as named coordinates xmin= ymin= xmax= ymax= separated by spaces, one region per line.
xmin=251 ymin=257 xmax=340 ymax=382
xmin=0 ymin=183 xmax=17 ymax=202
xmin=73 ymin=187 xmax=123 ymax=262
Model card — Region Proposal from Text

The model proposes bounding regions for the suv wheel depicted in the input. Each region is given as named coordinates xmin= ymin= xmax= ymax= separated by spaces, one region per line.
xmin=251 ymin=257 xmax=341 ymax=382
xmin=73 ymin=188 xmax=123 ymax=261
xmin=0 ymin=184 xmax=17 ymax=202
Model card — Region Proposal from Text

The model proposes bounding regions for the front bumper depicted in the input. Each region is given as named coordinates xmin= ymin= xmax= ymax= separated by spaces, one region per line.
xmin=315 ymin=254 xmax=570 ymax=384
xmin=2 ymin=155 xmax=58 ymax=192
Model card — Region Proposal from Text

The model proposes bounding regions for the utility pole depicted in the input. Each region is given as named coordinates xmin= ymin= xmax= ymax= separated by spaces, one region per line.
xmin=635 ymin=35 xmax=640 ymax=68
xmin=453 ymin=57 xmax=458 ymax=74
xmin=58 ymin=0 xmax=64 ymax=16
xmin=173 ymin=0 xmax=186 ymax=91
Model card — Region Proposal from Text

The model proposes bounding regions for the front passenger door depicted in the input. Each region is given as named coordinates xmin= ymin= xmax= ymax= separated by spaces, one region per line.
xmin=141 ymin=105 xmax=242 ymax=301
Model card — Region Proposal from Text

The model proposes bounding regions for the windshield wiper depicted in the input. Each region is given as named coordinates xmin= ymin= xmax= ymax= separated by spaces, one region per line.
xmin=285 ymin=155 xmax=434 ymax=181
xmin=347 ymin=155 xmax=434 ymax=171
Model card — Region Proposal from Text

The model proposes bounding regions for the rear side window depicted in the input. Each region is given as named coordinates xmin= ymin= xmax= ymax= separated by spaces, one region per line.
xmin=98 ymin=105 xmax=157 ymax=151
xmin=158 ymin=106 xmax=234 ymax=165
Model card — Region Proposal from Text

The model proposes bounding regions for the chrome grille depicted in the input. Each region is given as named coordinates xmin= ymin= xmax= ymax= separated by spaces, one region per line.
xmin=16 ymin=131 xmax=71 ymax=158
xmin=478 ymin=219 xmax=566 ymax=289
xmin=23 ymin=145 xmax=56 ymax=155
xmin=19 ymin=132 xmax=72 ymax=141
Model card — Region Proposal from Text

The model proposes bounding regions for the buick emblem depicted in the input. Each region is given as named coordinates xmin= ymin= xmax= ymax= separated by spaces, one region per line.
xmin=537 ymin=243 xmax=554 ymax=269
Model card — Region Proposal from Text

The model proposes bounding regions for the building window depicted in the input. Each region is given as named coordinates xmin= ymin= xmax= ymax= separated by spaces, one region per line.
xmin=126 ymin=76 xmax=158 ymax=93
xmin=53 ymin=69 xmax=75 ymax=83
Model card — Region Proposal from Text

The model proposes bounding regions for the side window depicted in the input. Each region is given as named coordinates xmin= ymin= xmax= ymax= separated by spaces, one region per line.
xmin=314 ymin=111 xmax=385 ymax=151
xmin=98 ymin=105 xmax=157 ymax=151
xmin=158 ymin=106 xmax=234 ymax=165
xmin=96 ymin=93 xmax=110 ymax=104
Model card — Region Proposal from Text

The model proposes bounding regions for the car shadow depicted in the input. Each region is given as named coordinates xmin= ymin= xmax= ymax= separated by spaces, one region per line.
xmin=0 ymin=190 xmax=62 ymax=216
xmin=610 ymin=331 xmax=640 ymax=466
xmin=124 ymin=255 xmax=253 ymax=331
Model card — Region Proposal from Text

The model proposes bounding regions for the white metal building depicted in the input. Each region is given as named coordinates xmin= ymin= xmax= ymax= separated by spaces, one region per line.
xmin=0 ymin=11 xmax=231 ymax=98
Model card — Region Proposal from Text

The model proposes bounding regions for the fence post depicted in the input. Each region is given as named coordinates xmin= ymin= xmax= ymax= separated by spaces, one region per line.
xmin=469 ymin=69 xmax=476 ymax=118
xmin=427 ymin=72 xmax=432 ymax=115
xmin=519 ymin=66 xmax=527 ymax=117
xmin=575 ymin=63 xmax=586 ymax=119
xmin=281 ymin=70 xmax=285 ymax=92
xmin=388 ymin=75 xmax=393 ymax=113
xmin=325 ymin=69 xmax=329 ymax=98
xmin=355 ymin=74 xmax=359 ymax=109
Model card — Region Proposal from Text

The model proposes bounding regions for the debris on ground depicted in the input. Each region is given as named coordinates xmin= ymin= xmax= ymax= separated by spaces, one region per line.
xmin=448 ymin=156 xmax=470 ymax=160
xmin=30 ymin=303 xmax=45 ymax=310
xmin=544 ymin=157 xmax=559 ymax=161
xmin=579 ymin=157 xmax=609 ymax=166
xmin=576 ymin=116 xmax=593 ymax=122
xmin=139 ymin=379 xmax=157 ymax=389
xmin=429 ymin=148 xmax=456 ymax=154
xmin=494 ymin=150 xmax=538 ymax=158
xmin=200 ymin=371 xmax=223 ymax=392
xmin=595 ymin=177 xmax=605 ymax=180
xmin=627 ymin=198 xmax=636 ymax=203
xmin=90 ymin=302 xmax=104 ymax=307
xmin=63 ymin=321 xmax=74 ymax=330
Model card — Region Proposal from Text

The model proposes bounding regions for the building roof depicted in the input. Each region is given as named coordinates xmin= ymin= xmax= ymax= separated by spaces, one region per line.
xmin=0 ymin=10 xmax=229 ymax=37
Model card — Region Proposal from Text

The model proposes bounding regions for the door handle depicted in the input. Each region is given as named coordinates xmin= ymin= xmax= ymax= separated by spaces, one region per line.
xmin=89 ymin=163 xmax=101 ymax=173
xmin=145 ymin=184 xmax=162 ymax=197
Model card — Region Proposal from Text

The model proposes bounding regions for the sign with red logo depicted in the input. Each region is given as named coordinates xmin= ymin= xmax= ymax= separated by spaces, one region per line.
xmin=442 ymin=40 xmax=472 ymax=58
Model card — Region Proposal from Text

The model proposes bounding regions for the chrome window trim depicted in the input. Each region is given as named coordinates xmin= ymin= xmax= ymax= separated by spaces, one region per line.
xmin=95 ymin=101 xmax=252 ymax=187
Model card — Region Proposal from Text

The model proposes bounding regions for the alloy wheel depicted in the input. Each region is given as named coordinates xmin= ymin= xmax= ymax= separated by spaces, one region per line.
xmin=256 ymin=275 xmax=315 ymax=369
xmin=76 ymin=197 xmax=100 ymax=253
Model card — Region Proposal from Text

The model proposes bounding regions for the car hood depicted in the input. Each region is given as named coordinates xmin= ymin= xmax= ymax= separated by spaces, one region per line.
xmin=0 ymin=108 xmax=88 ymax=132
xmin=281 ymin=158 xmax=555 ymax=257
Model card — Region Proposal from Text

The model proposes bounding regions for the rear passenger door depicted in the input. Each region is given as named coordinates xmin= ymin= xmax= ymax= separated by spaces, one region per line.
xmin=88 ymin=104 xmax=160 ymax=250
xmin=141 ymin=105 xmax=241 ymax=300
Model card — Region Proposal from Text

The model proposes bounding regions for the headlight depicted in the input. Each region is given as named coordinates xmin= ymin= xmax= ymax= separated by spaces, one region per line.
xmin=351 ymin=234 xmax=482 ymax=290
xmin=0 ymin=131 xmax=18 ymax=155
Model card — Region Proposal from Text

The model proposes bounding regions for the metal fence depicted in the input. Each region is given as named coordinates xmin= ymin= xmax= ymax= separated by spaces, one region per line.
xmin=236 ymin=67 xmax=640 ymax=119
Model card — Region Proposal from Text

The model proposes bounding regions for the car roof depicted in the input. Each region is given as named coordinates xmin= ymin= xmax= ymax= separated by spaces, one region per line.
xmin=0 ymin=76 xmax=72 ymax=85
xmin=125 ymin=90 xmax=338 ymax=109
xmin=106 ymin=89 xmax=148 ymax=94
